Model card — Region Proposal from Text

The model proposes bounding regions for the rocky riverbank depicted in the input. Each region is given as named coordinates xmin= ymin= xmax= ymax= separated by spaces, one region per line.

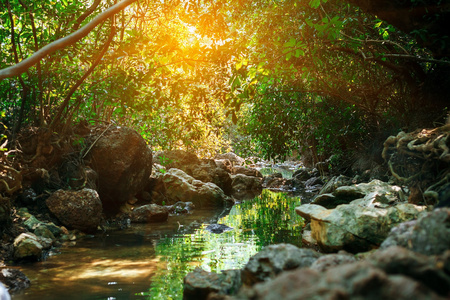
xmin=1 ymin=123 xmax=449 ymax=298
xmin=182 ymin=206 xmax=450 ymax=300
xmin=181 ymin=124 xmax=450 ymax=300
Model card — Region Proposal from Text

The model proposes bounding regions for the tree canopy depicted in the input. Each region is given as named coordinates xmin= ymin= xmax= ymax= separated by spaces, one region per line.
xmin=1 ymin=0 xmax=449 ymax=162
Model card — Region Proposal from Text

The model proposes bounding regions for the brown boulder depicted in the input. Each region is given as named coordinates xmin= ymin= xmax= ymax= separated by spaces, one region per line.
xmin=87 ymin=126 xmax=152 ymax=213
xmin=46 ymin=188 xmax=102 ymax=233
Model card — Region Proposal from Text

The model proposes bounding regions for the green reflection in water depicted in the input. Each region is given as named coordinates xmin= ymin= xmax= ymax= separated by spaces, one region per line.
xmin=147 ymin=190 xmax=304 ymax=300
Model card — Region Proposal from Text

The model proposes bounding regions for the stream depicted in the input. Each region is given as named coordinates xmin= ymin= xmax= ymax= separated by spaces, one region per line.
xmin=12 ymin=175 xmax=308 ymax=299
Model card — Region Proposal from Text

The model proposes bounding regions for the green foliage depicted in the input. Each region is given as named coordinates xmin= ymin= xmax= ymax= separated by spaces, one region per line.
xmin=237 ymin=88 xmax=368 ymax=162
xmin=220 ymin=0 xmax=443 ymax=160
xmin=1 ymin=0 xmax=447 ymax=161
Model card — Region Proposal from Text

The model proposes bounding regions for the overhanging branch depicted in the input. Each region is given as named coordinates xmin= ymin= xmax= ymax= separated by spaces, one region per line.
xmin=0 ymin=0 xmax=138 ymax=81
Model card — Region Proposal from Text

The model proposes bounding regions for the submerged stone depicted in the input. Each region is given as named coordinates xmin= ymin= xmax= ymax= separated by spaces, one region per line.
xmin=205 ymin=223 xmax=233 ymax=234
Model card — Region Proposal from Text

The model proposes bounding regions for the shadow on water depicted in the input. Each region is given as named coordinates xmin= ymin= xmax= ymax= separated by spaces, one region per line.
xmin=11 ymin=190 xmax=306 ymax=300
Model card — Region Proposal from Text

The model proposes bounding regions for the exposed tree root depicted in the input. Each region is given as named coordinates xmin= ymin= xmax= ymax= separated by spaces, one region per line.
xmin=383 ymin=124 xmax=450 ymax=205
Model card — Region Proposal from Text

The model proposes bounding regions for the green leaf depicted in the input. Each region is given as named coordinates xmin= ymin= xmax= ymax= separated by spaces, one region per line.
xmin=294 ymin=49 xmax=304 ymax=58
xmin=309 ymin=0 xmax=321 ymax=9
xmin=286 ymin=52 xmax=293 ymax=61
xmin=284 ymin=38 xmax=296 ymax=48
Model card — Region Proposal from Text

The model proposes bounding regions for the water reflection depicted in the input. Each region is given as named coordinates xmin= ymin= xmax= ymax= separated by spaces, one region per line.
xmin=12 ymin=190 xmax=305 ymax=300
xmin=147 ymin=190 xmax=304 ymax=299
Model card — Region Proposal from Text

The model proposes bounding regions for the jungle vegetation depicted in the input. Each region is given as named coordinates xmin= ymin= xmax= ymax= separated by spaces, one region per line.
xmin=1 ymin=0 xmax=449 ymax=163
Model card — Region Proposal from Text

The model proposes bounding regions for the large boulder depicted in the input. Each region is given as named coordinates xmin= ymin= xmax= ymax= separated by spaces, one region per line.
xmin=312 ymin=179 xmax=404 ymax=209
xmin=161 ymin=169 xmax=233 ymax=208
xmin=241 ymin=244 xmax=322 ymax=286
xmin=154 ymin=151 xmax=233 ymax=195
xmin=189 ymin=159 xmax=233 ymax=195
xmin=46 ymin=188 xmax=103 ymax=233
xmin=231 ymin=174 xmax=262 ymax=200
xmin=87 ymin=126 xmax=152 ymax=212
xmin=380 ymin=207 xmax=450 ymax=255
xmin=296 ymin=201 xmax=426 ymax=252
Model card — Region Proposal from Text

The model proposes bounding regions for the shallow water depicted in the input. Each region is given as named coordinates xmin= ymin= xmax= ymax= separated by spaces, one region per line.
xmin=11 ymin=190 xmax=305 ymax=300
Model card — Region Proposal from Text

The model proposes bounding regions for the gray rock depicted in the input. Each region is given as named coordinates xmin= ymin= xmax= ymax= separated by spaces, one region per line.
xmin=46 ymin=188 xmax=103 ymax=233
xmin=380 ymin=208 xmax=450 ymax=255
xmin=44 ymin=222 xmax=64 ymax=237
xmin=167 ymin=201 xmax=195 ymax=214
xmin=215 ymin=159 xmax=233 ymax=174
xmin=130 ymin=204 xmax=169 ymax=223
xmin=311 ymin=193 xmax=339 ymax=209
xmin=309 ymin=252 xmax=357 ymax=272
xmin=241 ymin=244 xmax=322 ymax=286
xmin=155 ymin=153 xmax=234 ymax=196
xmin=13 ymin=233 xmax=43 ymax=261
xmin=183 ymin=268 xmax=241 ymax=300
xmin=34 ymin=225 xmax=56 ymax=240
xmin=23 ymin=215 xmax=41 ymax=231
xmin=292 ymin=168 xmax=314 ymax=181
xmin=162 ymin=168 xmax=232 ymax=207
xmin=315 ymin=180 xmax=402 ymax=209
xmin=334 ymin=185 xmax=366 ymax=200
xmin=215 ymin=153 xmax=245 ymax=166
xmin=231 ymin=174 xmax=262 ymax=200
xmin=296 ymin=202 xmax=426 ymax=252
xmin=368 ymin=246 xmax=450 ymax=297
xmin=295 ymin=204 xmax=326 ymax=222
xmin=304 ymin=176 xmax=323 ymax=188
xmin=319 ymin=175 xmax=353 ymax=194
xmin=0 ymin=268 xmax=30 ymax=293
xmin=242 ymin=261 xmax=444 ymax=300
xmin=232 ymin=166 xmax=263 ymax=178
xmin=205 ymin=224 xmax=233 ymax=234
xmin=190 ymin=159 xmax=233 ymax=195
xmin=262 ymin=173 xmax=286 ymax=189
